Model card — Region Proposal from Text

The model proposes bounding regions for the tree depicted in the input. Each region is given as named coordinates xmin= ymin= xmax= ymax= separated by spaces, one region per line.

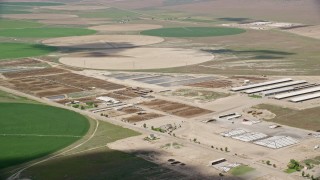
xmin=302 ymin=171 xmax=305 ymax=177
xmin=287 ymin=159 xmax=302 ymax=171
xmin=143 ymin=123 xmax=147 ymax=128
xmin=273 ymin=164 xmax=276 ymax=168
xmin=220 ymin=148 xmax=223 ymax=151
xmin=225 ymin=147 xmax=228 ymax=152
xmin=193 ymin=138 xmax=197 ymax=142
xmin=266 ymin=160 xmax=271 ymax=165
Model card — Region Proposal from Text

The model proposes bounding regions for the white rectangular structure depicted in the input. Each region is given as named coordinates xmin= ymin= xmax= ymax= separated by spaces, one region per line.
xmin=220 ymin=129 xmax=248 ymax=137
xmin=245 ymin=80 xmax=307 ymax=94
xmin=275 ymin=86 xmax=320 ymax=99
xmin=290 ymin=92 xmax=320 ymax=102
xmin=231 ymin=78 xmax=292 ymax=91
xmin=254 ymin=136 xmax=298 ymax=149
xmin=232 ymin=132 xmax=268 ymax=142
xmin=260 ymin=87 xmax=295 ymax=96
xmin=226 ymin=114 xmax=242 ymax=120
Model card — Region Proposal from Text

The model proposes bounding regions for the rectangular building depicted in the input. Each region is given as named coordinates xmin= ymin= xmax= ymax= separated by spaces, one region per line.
xmin=275 ymin=86 xmax=320 ymax=99
xmin=245 ymin=80 xmax=307 ymax=94
xmin=290 ymin=92 xmax=320 ymax=102
xmin=231 ymin=78 xmax=292 ymax=91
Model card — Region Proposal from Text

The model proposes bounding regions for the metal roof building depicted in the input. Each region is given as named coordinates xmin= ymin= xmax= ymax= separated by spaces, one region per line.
xmin=274 ymin=86 xmax=320 ymax=99
xmin=254 ymin=136 xmax=298 ymax=149
xmin=290 ymin=92 xmax=320 ymax=102
xmin=245 ymin=80 xmax=307 ymax=94
xmin=232 ymin=132 xmax=268 ymax=142
xmin=259 ymin=87 xmax=295 ymax=96
xmin=231 ymin=78 xmax=292 ymax=91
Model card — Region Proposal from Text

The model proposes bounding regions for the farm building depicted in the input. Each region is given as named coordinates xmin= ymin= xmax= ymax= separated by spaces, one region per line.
xmin=231 ymin=78 xmax=292 ymax=91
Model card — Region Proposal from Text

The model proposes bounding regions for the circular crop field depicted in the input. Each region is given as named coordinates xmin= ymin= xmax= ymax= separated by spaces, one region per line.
xmin=0 ymin=43 xmax=56 ymax=60
xmin=140 ymin=27 xmax=245 ymax=37
xmin=0 ymin=27 xmax=96 ymax=38
xmin=0 ymin=103 xmax=89 ymax=169
xmin=59 ymin=47 xmax=213 ymax=70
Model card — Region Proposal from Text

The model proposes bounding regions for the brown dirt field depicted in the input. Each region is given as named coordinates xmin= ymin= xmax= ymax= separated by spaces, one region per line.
xmin=89 ymin=24 xmax=162 ymax=32
xmin=42 ymin=35 xmax=164 ymax=49
xmin=103 ymin=93 xmax=131 ymax=101
xmin=104 ymin=0 xmax=163 ymax=9
xmin=38 ymin=18 xmax=110 ymax=25
xmin=59 ymin=47 xmax=213 ymax=70
xmin=2 ymin=68 xmax=68 ymax=79
xmin=120 ymin=106 xmax=142 ymax=114
xmin=0 ymin=59 xmax=41 ymax=67
xmin=284 ymin=25 xmax=320 ymax=40
xmin=163 ymin=0 xmax=320 ymax=24
xmin=7 ymin=77 xmax=82 ymax=97
xmin=2 ymin=14 xmax=78 ymax=20
xmin=229 ymin=76 xmax=268 ymax=80
xmin=174 ymin=107 xmax=212 ymax=118
xmin=113 ymin=89 xmax=140 ymax=98
xmin=123 ymin=113 xmax=163 ymax=123
xmin=186 ymin=80 xmax=232 ymax=88
xmin=56 ymin=97 xmax=101 ymax=104
xmin=40 ymin=5 xmax=109 ymax=11
xmin=42 ymin=73 xmax=126 ymax=90
xmin=140 ymin=99 xmax=212 ymax=118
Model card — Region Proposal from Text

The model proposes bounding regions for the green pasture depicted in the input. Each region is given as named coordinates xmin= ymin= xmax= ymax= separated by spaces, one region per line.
xmin=0 ymin=19 xmax=42 ymax=29
xmin=0 ymin=103 xmax=89 ymax=169
xmin=0 ymin=43 xmax=56 ymax=60
xmin=0 ymin=27 xmax=96 ymax=38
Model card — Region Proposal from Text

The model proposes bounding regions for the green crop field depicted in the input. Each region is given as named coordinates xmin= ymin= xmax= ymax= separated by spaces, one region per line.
xmin=230 ymin=165 xmax=255 ymax=176
xmin=0 ymin=19 xmax=42 ymax=29
xmin=0 ymin=5 xmax=32 ymax=14
xmin=0 ymin=43 xmax=56 ymax=60
xmin=18 ymin=119 xmax=188 ymax=180
xmin=141 ymin=27 xmax=245 ymax=37
xmin=0 ymin=27 xmax=96 ymax=38
xmin=0 ymin=103 xmax=89 ymax=170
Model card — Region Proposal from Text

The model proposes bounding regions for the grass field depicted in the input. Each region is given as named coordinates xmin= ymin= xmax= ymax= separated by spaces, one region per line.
xmin=0 ymin=19 xmax=43 ymax=29
xmin=0 ymin=103 xmax=89 ymax=170
xmin=18 ymin=118 xmax=188 ymax=179
xmin=0 ymin=27 xmax=96 ymax=38
xmin=140 ymin=27 xmax=245 ymax=37
xmin=254 ymin=104 xmax=320 ymax=131
xmin=0 ymin=90 xmax=36 ymax=103
xmin=0 ymin=43 xmax=56 ymax=60
xmin=169 ymin=88 xmax=229 ymax=101
xmin=229 ymin=165 xmax=255 ymax=176
xmin=0 ymin=5 xmax=32 ymax=14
